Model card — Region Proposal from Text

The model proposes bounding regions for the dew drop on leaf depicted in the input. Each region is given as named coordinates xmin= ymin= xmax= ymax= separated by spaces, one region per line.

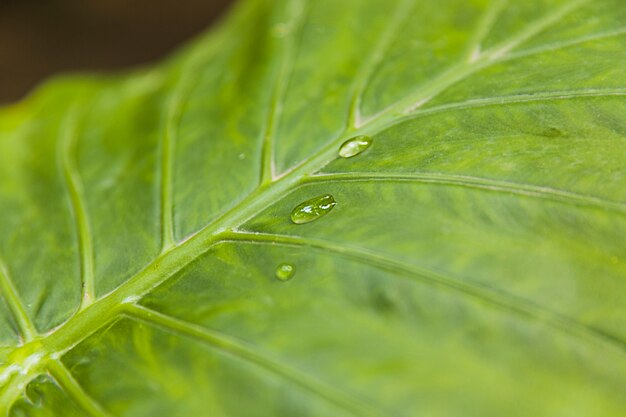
xmin=338 ymin=135 xmax=373 ymax=158
xmin=290 ymin=194 xmax=337 ymax=224
xmin=275 ymin=263 xmax=295 ymax=281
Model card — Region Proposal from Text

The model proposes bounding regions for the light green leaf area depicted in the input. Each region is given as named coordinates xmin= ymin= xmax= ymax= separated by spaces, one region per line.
xmin=0 ymin=0 xmax=625 ymax=415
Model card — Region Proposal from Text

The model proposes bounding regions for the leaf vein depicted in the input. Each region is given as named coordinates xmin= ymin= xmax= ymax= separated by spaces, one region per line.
xmin=47 ymin=359 xmax=112 ymax=417
xmin=58 ymin=106 xmax=96 ymax=309
xmin=305 ymin=172 xmax=626 ymax=214
xmin=125 ymin=304 xmax=388 ymax=417
xmin=504 ymin=26 xmax=626 ymax=61
xmin=0 ymin=257 xmax=37 ymax=341
xmin=404 ymin=88 xmax=626 ymax=119
xmin=464 ymin=0 xmax=508 ymax=62
xmin=345 ymin=0 xmax=414 ymax=128
xmin=159 ymin=82 xmax=182 ymax=250
xmin=226 ymin=231 xmax=626 ymax=355
xmin=260 ymin=0 xmax=308 ymax=184
xmin=363 ymin=0 xmax=590 ymax=120
xmin=484 ymin=0 xmax=590 ymax=59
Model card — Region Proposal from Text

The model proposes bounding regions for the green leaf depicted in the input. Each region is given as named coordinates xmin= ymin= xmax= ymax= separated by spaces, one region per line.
xmin=1 ymin=0 xmax=625 ymax=415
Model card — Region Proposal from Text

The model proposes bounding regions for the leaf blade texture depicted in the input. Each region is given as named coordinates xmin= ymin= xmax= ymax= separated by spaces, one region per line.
xmin=0 ymin=0 xmax=625 ymax=415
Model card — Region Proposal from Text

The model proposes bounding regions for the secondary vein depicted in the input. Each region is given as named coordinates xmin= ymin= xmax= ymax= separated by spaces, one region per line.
xmin=504 ymin=26 xmax=626 ymax=60
xmin=463 ymin=0 xmax=508 ymax=61
xmin=345 ymin=0 xmax=414 ymax=129
xmin=486 ymin=0 xmax=590 ymax=59
xmin=59 ymin=106 xmax=96 ymax=310
xmin=225 ymin=231 xmax=626 ymax=355
xmin=259 ymin=0 xmax=308 ymax=184
xmin=125 ymin=304 xmax=386 ymax=417
xmin=158 ymin=88 xmax=180 ymax=251
xmin=362 ymin=0 xmax=590 ymax=121
xmin=304 ymin=172 xmax=626 ymax=214
xmin=399 ymin=88 xmax=626 ymax=122
xmin=0 ymin=257 xmax=37 ymax=342
xmin=47 ymin=360 xmax=112 ymax=417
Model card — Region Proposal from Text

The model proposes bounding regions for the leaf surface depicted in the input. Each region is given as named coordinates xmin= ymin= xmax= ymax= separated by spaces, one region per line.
xmin=0 ymin=0 xmax=625 ymax=415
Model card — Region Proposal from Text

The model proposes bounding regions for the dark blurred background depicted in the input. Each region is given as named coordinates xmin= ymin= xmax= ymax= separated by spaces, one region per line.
xmin=0 ymin=0 xmax=234 ymax=104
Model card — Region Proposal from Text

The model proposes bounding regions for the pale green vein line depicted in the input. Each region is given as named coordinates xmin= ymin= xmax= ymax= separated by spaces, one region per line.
xmin=394 ymin=88 xmax=626 ymax=127
xmin=484 ymin=0 xmax=590 ymax=59
xmin=47 ymin=360 xmax=112 ymax=417
xmin=124 ymin=304 xmax=387 ymax=417
xmin=58 ymin=106 xmax=95 ymax=309
xmin=226 ymin=231 xmax=626 ymax=355
xmin=160 ymin=16 xmax=245 ymax=250
xmin=504 ymin=26 xmax=626 ymax=60
xmin=362 ymin=0 xmax=589 ymax=121
xmin=0 ymin=257 xmax=37 ymax=341
xmin=260 ymin=0 xmax=307 ymax=184
xmin=464 ymin=0 xmax=508 ymax=62
xmin=345 ymin=0 xmax=414 ymax=128
xmin=160 ymin=71 xmax=195 ymax=251
xmin=304 ymin=172 xmax=626 ymax=214
xmin=159 ymin=89 xmax=181 ymax=251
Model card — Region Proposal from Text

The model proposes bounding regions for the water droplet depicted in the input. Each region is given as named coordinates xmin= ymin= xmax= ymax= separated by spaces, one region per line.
xmin=290 ymin=194 xmax=337 ymax=224
xmin=275 ymin=263 xmax=295 ymax=281
xmin=122 ymin=295 xmax=140 ymax=304
xmin=238 ymin=153 xmax=246 ymax=160
xmin=338 ymin=135 xmax=372 ymax=158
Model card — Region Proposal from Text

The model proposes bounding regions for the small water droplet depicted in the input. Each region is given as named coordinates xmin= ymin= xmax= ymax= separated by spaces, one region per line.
xmin=238 ymin=153 xmax=246 ymax=160
xmin=338 ymin=135 xmax=372 ymax=158
xmin=122 ymin=295 xmax=140 ymax=304
xmin=290 ymin=194 xmax=337 ymax=224
xmin=275 ymin=263 xmax=295 ymax=281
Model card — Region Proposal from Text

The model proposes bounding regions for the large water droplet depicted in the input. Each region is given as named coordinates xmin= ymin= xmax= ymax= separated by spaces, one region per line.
xmin=338 ymin=135 xmax=372 ymax=158
xmin=290 ymin=194 xmax=337 ymax=224
xmin=275 ymin=263 xmax=295 ymax=281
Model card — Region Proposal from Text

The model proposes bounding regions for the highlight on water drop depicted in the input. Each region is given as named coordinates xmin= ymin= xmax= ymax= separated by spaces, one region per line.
xmin=338 ymin=135 xmax=373 ymax=158
xmin=275 ymin=263 xmax=295 ymax=281
xmin=290 ymin=194 xmax=337 ymax=224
